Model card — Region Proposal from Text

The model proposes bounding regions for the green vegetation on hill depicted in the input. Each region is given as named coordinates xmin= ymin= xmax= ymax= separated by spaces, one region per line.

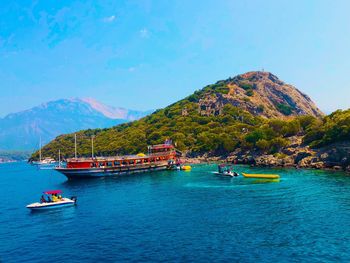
xmin=31 ymin=100 xmax=258 ymax=159
xmin=31 ymin=94 xmax=320 ymax=160
xmin=303 ymin=109 xmax=350 ymax=148
xmin=30 ymin=71 xmax=332 ymax=161
xmin=276 ymin=103 xmax=294 ymax=116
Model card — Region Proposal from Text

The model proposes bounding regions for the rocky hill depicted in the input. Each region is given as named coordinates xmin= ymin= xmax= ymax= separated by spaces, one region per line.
xmin=31 ymin=72 xmax=350 ymax=172
xmin=206 ymin=109 xmax=350 ymax=172
xmin=191 ymin=71 xmax=323 ymax=119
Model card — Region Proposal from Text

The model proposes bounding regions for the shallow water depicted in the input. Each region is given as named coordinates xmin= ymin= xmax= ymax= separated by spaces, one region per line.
xmin=1 ymin=162 xmax=350 ymax=262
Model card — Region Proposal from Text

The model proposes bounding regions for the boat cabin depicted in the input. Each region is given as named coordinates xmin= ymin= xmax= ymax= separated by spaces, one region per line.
xmin=65 ymin=144 xmax=177 ymax=169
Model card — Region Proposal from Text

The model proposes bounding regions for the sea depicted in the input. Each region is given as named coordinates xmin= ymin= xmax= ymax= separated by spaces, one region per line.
xmin=1 ymin=162 xmax=350 ymax=262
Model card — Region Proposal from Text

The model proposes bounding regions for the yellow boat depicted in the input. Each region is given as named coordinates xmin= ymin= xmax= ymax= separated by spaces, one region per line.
xmin=242 ymin=173 xmax=280 ymax=179
xmin=181 ymin=165 xmax=192 ymax=171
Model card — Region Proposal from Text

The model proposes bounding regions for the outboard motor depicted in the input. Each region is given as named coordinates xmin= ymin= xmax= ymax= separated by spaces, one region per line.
xmin=218 ymin=165 xmax=223 ymax=174
xmin=70 ymin=196 xmax=77 ymax=204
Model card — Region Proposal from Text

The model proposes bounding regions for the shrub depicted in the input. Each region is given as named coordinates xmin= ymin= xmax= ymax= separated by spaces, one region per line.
xmin=257 ymin=105 xmax=264 ymax=112
xmin=269 ymin=137 xmax=289 ymax=153
xmin=274 ymin=153 xmax=288 ymax=159
xmin=276 ymin=103 xmax=293 ymax=115
xmin=214 ymin=85 xmax=229 ymax=94
xmin=187 ymin=94 xmax=199 ymax=102
xmin=245 ymin=89 xmax=254 ymax=96
xmin=282 ymin=120 xmax=301 ymax=137
xmin=297 ymin=115 xmax=318 ymax=131
xmin=240 ymin=82 xmax=253 ymax=91
xmin=268 ymin=119 xmax=286 ymax=135
xmin=256 ymin=139 xmax=270 ymax=151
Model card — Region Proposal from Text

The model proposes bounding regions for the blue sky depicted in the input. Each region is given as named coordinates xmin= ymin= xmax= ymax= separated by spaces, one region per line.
xmin=0 ymin=0 xmax=349 ymax=116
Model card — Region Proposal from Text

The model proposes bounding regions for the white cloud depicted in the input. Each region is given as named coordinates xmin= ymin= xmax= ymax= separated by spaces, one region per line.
xmin=139 ymin=28 xmax=149 ymax=38
xmin=103 ymin=15 xmax=116 ymax=23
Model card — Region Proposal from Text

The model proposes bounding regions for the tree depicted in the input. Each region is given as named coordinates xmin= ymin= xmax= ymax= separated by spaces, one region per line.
xmin=256 ymin=139 xmax=270 ymax=152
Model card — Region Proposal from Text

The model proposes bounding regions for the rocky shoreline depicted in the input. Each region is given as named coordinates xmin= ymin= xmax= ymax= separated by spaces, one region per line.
xmin=183 ymin=138 xmax=350 ymax=173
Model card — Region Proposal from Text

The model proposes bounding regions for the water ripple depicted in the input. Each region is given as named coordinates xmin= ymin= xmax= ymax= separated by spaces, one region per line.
xmin=1 ymin=163 xmax=350 ymax=262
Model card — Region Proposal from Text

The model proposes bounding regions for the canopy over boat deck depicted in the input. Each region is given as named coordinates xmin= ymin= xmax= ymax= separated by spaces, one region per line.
xmin=44 ymin=190 xmax=62 ymax=195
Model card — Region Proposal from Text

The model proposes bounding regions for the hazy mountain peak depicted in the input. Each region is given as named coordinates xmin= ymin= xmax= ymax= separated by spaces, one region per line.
xmin=0 ymin=98 xmax=150 ymax=150
xmin=80 ymin=97 xmax=129 ymax=119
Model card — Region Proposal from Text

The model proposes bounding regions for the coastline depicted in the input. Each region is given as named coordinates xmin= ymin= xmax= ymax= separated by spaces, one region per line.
xmin=183 ymin=156 xmax=350 ymax=173
xmin=182 ymin=140 xmax=350 ymax=173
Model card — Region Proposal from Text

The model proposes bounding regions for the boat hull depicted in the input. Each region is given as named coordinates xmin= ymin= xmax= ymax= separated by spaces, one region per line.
xmin=26 ymin=199 xmax=76 ymax=210
xmin=55 ymin=163 xmax=169 ymax=179
xmin=213 ymin=172 xmax=235 ymax=177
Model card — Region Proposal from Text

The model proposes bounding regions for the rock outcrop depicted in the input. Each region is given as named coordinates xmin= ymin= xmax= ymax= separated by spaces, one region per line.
xmin=222 ymin=139 xmax=350 ymax=172
xmin=197 ymin=71 xmax=323 ymax=119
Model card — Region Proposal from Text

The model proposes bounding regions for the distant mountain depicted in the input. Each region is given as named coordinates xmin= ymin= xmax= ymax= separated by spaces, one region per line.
xmin=79 ymin=98 xmax=152 ymax=121
xmin=0 ymin=98 xmax=151 ymax=150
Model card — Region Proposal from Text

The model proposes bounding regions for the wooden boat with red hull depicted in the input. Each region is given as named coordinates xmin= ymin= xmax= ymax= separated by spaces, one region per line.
xmin=55 ymin=144 xmax=178 ymax=179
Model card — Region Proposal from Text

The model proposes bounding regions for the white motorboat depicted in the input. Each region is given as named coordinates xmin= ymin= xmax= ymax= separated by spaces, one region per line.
xmin=31 ymin=137 xmax=57 ymax=166
xmin=213 ymin=171 xmax=237 ymax=177
xmin=26 ymin=190 xmax=77 ymax=211
xmin=33 ymin=157 xmax=57 ymax=165
xmin=216 ymin=164 xmax=239 ymax=177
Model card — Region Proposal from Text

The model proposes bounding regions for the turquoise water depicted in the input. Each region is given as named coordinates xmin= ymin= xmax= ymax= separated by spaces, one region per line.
xmin=1 ymin=162 xmax=350 ymax=262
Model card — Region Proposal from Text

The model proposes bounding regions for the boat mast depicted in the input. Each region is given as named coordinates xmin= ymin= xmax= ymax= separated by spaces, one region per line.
xmin=74 ymin=133 xmax=77 ymax=159
xmin=39 ymin=137 xmax=42 ymax=162
xmin=91 ymin=135 xmax=94 ymax=158
xmin=58 ymin=149 xmax=61 ymax=167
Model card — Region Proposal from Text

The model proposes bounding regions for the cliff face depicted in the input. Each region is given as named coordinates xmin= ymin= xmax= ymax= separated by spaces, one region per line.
xmin=196 ymin=71 xmax=323 ymax=119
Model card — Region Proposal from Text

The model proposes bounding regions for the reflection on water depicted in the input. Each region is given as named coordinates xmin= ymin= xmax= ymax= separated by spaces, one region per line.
xmin=250 ymin=178 xmax=280 ymax=184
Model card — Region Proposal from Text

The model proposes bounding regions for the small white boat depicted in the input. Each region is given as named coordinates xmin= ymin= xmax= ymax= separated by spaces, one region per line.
xmin=33 ymin=158 xmax=57 ymax=165
xmin=216 ymin=164 xmax=239 ymax=177
xmin=26 ymin=190 xmax=77 ymax=211
xmin=31 ymin=138 xmax=57 ymax=166
xmin=213 ymin=171 xmax=238 ymax=177
xmin=40 ymin=157 xmax=57 ymax=164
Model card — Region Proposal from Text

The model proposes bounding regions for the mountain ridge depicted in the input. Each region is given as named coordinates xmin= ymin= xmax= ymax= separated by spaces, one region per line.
xmin=0 ymin=98 xmax=151 ymax=151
